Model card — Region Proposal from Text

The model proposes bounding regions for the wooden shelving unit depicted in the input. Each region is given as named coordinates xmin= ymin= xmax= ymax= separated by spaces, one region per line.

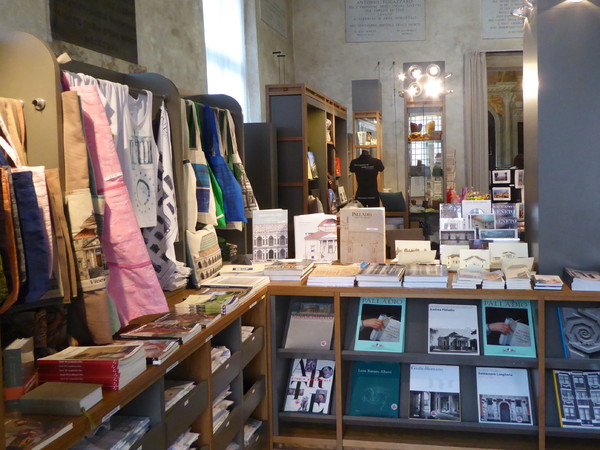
xmin=267 ymin=281 xmax=600 ymax=450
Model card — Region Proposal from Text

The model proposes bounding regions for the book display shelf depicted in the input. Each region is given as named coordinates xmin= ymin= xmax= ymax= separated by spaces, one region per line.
xmin=267 ymin=282 xmax=600 ymax=450
xmin=3 ymin=288 xmax=269 ymax=450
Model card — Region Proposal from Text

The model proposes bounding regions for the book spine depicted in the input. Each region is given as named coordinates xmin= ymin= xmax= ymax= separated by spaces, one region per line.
xmin=39 ymin=373 xmax=120 ymax=383
xmin=19 ymin=400 xmax=85 ymax=416
xmin=38 ymin=366 xmax=119 ymax=375
xmin=37 ymin=359 xmax=120 ymax=369
xmin=553 ymin=370 xmax=566 ymax=427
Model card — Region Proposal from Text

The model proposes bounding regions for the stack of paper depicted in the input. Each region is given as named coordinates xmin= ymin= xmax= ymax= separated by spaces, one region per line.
xmin=213 ymin=386 xmax=233 ymax=432
xmin=164 ymin=380 xmax=196 ymax=411
xmin=532 ymin=274 xmax=564 ymax=290
xmin=175 ymin=288 xmax=249 ymax=315
xmin=452 ymin=269 xmax=483 ymax=289
xmin=306 ymin=264 xmax=361 ymax=287
xmin=356 ymin=263 xmax=405 ymax=287
xmin=403 ymin=264 xmax=449 ymax=288
xmin=504 ymin=265 xmax=532 ymax=290
xmin=481 ymin=270 xmax=506 ymax=289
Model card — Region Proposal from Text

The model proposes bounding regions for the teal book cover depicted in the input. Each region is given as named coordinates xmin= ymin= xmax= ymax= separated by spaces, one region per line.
xmin=348 ymin=361 xmax=400 ymax=418
xmin=481 ymin=299 xmax=536 ymax=358
xmin=354 ymin=297 xmax=406 ymax=352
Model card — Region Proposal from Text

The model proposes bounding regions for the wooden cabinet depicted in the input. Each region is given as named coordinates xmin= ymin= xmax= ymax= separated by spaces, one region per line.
xmin=18 ymin=289 xmax=269 ymax=450
xmin=266 ymin=282 xmax=600 ymax=449
xmin=266 ymin=84 xmax=348 ymax=218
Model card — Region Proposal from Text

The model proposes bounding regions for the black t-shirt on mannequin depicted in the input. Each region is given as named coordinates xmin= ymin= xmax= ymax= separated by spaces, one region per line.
xmin=349 ymin=151 xmax=384 ymax=207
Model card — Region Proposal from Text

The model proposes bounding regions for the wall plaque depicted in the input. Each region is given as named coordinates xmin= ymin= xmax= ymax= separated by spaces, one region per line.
xmin=345 ymin=0 xmax=425 ymax=43
xmin=50 ymin=0 xmax=137 ymax=63
xmin=481 ymin=0 xmax=523 ymax=39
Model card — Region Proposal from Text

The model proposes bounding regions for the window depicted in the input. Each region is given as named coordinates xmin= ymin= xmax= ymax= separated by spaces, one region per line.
xmin=203 ymin=0 xmax=248 ymax=115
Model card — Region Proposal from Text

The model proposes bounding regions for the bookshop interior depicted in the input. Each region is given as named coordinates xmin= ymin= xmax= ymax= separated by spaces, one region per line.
xmin=2 ymin=1 xmax=600 ymax=449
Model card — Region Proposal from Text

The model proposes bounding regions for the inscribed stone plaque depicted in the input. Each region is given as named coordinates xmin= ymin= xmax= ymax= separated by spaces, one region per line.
xmin=50 ymin=0 xmax=137 ymax=63
xmin=260 ymin=0 xmax=288 ymax=38
xmin=481 ymin=0 xmax=524 ymax=39
xmin=346 ymin=0 xmax=425 ymax=43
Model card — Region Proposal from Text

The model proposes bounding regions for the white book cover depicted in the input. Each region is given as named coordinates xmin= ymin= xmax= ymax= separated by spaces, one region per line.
xmin=428 ymin=304 xmax=479 ymax=355
xmin=476 ymin=367 xmax=533 ymax=425
xmin=339 ymin=208 xmax=385 ymax=264
xmin=409 ymin=364 xmax=460 ymax=421
xmin=252 ymin=209 xmax=288 ymax=262
xmin=439 ymin=218 xmax=466 ymax=231
xmin=489 ymin=242 xmax=529 ymax=268
xmin=440 ymin=244 xmax=469 ymax=271
xmin=293 ymin=213 xmax=337 ymax=262
xmin=459 ymin=249 xmax=490 ymax=270
xmin=461 ymin=200 xmax=492 ymax=218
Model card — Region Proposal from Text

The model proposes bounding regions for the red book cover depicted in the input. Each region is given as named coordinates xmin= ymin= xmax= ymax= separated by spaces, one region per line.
xmin=335 ymin=157 xmax=341 ymax=177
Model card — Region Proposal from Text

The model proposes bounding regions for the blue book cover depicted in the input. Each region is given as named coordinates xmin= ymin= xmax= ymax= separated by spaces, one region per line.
xmin=481 ymin=299 xmax=536 ymax=358
xmin=348 ymin=361 xmax=400 ymax=418
xmin=354 ymin=297 xmax=406 ymax=352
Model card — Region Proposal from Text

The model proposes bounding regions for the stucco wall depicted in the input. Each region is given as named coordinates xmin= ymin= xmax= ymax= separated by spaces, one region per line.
xmin=291 ymin=0 xmax=522 ymax=192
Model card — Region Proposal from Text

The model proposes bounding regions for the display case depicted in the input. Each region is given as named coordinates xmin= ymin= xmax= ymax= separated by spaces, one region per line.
xmin=405 ymin=100 xmax=445 ymax=213
xmin=353 ymin=110 xmax=383 ymax=193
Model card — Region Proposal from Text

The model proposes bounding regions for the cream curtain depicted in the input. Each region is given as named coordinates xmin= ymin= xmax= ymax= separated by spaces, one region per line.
xmin=463 ymin=51 xmax=489 ymax=193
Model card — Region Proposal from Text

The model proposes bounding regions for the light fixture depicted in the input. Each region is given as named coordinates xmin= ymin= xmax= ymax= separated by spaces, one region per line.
xmin=399 ymin=61 xmax=451 ymax=100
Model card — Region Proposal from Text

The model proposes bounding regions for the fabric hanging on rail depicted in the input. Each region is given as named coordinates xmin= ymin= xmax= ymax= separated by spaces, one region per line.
xmin=186 ymin=100 xmax=220 ymax=227
xmin=142 ymin=101 xmax=190 ymax=291
xmin=6 ymin=168 xmax=26 ymax=287
xmin=61 ymin=90 xmax=113 ymax=343
xmin=12 ymin=166 xmax=55 ymax=277
xmin=11 ymin=170 xmax=50 ymax=302
xmin=219 ymin=109 xmax=259 ymax=217
xmin=68 ymin=83 xmax=167 ymax=326
xmin=0 ymin=97 xmax=27 ymax=166
xmin=0 ymin=168 xmax=20 ymax=313
xmin=200 ymin=104 xmax=246 ymax=224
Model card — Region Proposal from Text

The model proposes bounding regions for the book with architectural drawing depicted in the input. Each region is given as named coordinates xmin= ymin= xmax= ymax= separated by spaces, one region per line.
xmin=409 ymin=364 xmax=461 ymax=421
xmin=481 ymin=299 xmax=536 ymax=358
xmin=252 ymin=209 xmax=288 ymax=262
xmin=476 ymin=367 xmax=533 ymax=425
xmin=428 ymin=304 xmax=479 ymax=355
xmin=339 ymin=207 xmax=385 ymax=264
xmin=553 ymin=370 xmax=600 ymax=428
xmin=293 ymin=213 xmax=338 ymax=262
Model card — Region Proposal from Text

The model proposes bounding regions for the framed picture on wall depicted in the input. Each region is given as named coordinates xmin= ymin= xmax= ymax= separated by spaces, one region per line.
xmin=516 ymin=202 xmax=525 ymax=220
xmin=491 ymin=169 xmax=511 ymax=184
xmin=492 ymin=187 xmax=511 ymax=202
xmin=514 ymin=170 xmax=524 ymax=188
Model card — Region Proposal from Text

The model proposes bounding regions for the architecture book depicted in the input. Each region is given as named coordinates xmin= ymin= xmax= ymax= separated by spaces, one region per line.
xmin=428 ymin=304 xmax=479 ymax=355
xmin=553 ymin=370 xmax=600 ymax=427
xmin=293 ymin=213 xmax=337 ymax=262
xmin=19 ymin=381 xmax=103 ymax=416
xmin=252 ymin=209 xmax=288 ymax=262
xmin=306 ymin=263 xmax=361 ymax=287
xmin=348 ymin=361 xmax=400 ymax=418
xmin=339 ymin=207 xmax=385 ymax=264
xmin=5 ymin=416 xmax=74 ymax=450
xmin=409 ymin=364 xmax=461 ymax=421
xmin=355 ymin=263 xmax=404 ymax=287
xmin=563 ymin=267 xmax=600 ymax=292
xmin=459 ymin=249 xmax=490 ymax=270
xmin=114 ymin=339 xmax=179 ymax=365
xmin=283 ymin=358 xmax=335 ymax=414
xmin=558 ymin=307 xmax=600 ymax=359
xmin=283 ymin=301 xmax=335 ymax=350
xmin=476 ymin=367 xmax=533 ymax=425
xmin=440 ymin=244 xmax=469 ymax=272
xmin=354 ymin=297 xmax=406 ymax=352
xmin=488 ymin=242 xmax=529 ymax=269
xmin=481 ymin=299 xmax=536 ymax=358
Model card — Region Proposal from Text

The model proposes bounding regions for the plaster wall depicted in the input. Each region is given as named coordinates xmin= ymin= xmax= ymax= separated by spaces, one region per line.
xmin=0 ymin=0 xmax=50 ymax=41
xmin=292 ymin=0 xmax=522 ymax=192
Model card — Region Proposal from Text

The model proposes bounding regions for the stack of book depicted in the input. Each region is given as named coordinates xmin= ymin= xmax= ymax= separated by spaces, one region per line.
xmin=451 ymin=269 xmax=483 ymax=289
xmin=19 ymin=381 xmax=103 ymax=415
xmin=5 ymin=416 xmax=74 ymax=449
xmin=263 ymin=259 xmax=315 ymax=281
xmin=114 ymin=339 xmax=180 ymax=366
xmin=72 ymin=415 xmax=150 ymax=449
xmin=200 ymin=275 xmax=270 ymax=295
xmin=164 ymin=379 xmax=196 ymax=411
xmin=403 ymin=264 xmax=449 ymax=288
xmin=355 ymin=263 xmax=405 ymax=287
xmin=503 ymin=265 xmax=532 ymax=290
xmin=120 ymin=312 xmax=220 ymax=344
xmin=37 ymin=344 xmax=147 ymax=390
xmin=306 ymin=264 xmax=361 ymax=287
xmin=481 ymin=270 xmax=505 ymax=289
xmin=219 ymin=263 xmax=269 ymax=276
xmin=532 ymin=274 xmax=564 ymax=290
xmin=3 ymin=336 xmax=36 ymax=411
xmin=563 ymin=267 xmax=600 ymax=291
xmin=211 ymin=346 xmax=231 ymax=372
xmin=213 ymin=386 xmax=233 ymax=432
xmin=175 ymin=287 xmax=250 ymax=315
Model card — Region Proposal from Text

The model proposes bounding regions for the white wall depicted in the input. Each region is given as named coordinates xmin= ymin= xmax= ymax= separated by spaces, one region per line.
xmin=291 ymin=0 xmax=522 ymax=192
